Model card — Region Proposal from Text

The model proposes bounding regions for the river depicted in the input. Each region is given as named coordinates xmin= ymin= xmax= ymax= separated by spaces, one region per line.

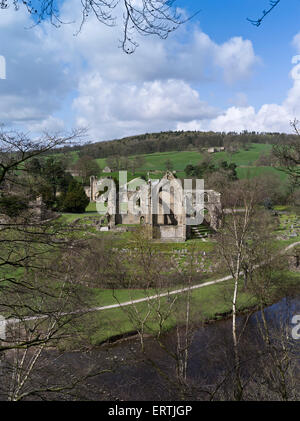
xmin=36 ymin=294 xmax=300 ymax=401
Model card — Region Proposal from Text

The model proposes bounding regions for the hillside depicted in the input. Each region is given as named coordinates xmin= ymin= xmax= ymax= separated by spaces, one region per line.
xmin=94 ymin=143 xmax=271 ymax=170
xmin=89 ymin=143 xmax=286 ymax=182
xmin=57 ymin=129 xmax=296 ymax=161
xmin=51 ymin=129 xmax=293 ymax=185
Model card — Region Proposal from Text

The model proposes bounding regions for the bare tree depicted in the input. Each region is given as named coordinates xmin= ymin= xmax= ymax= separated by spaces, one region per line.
xmin=209 ymin=190 xmax=296 ymax=401
xmin=72 ymin=155 xmax=100 ymax=185
xmin=110 ymin=226 xmax=204 ymax=400
xmin=252 ymin=307 xmax=300 ymax=401
xmin=130 ymin=155 xmax=145 ymax=175
xmin=0 ymin=128 xmax=84 ymax=186
xmin=273 ymin=119 xmax=300 ymax=187
xmin=0 ymin=128 xmax=85 ymax=281
xmin=0 ymin=128 xmax=115 ymax=399
xmin=0 ymin=257 xmax=116 ymax=400
xmin=215 ymin=178 xmax=265 ymax=400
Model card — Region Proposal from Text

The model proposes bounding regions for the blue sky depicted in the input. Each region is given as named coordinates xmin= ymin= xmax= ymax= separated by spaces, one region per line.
xmin=1 ymin=0 xmax=300 ymax=141
xmin=178 ymin=0 xmax=300 ymax=108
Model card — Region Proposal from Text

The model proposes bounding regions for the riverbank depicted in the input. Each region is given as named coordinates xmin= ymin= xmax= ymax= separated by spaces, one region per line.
xmin=72 ymin=269 xmax=300 ymax=347
xmin=47 ymin=293 xmax=300 ymax=401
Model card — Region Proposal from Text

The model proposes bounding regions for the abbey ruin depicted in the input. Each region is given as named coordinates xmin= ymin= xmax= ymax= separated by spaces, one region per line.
xmin=89 ymin=172 xmax=222 ymax=242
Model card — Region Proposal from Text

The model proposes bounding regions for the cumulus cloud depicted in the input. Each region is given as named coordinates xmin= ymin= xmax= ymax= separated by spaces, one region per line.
xmin=178 ymin=101 xmax=294 ymax=134
xmin=26 ymin=116 xmax=65 ymax=133
xmin=178 ymin=39 xmax=300 ymax=135
xmin=0 ymin=8 xmax=76 ymax=129
xmin=0 ymin=0 xmax=260 ymax=138
xmin=5 ymin=0 xmax=300 ymax=140
xmin=0 ymin=11 xmax=80 ymax=137
xmin=73 ymin=75 xmax=218 ymax=138
xmin=64 ymin=13 xmax=258 ymax=138
xmin=57 ymin=18 xmax=258 ymax=85
xmin=214 ymin=37 xmax=259 ymax=84
xmin=207 ymin=104 xmax=291 ymax=133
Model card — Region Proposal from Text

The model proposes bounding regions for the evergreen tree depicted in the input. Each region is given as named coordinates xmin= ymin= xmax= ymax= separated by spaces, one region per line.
xmin=60 ymin=180 xmax=89 ymax=213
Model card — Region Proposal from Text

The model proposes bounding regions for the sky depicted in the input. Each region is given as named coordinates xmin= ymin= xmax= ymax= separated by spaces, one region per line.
xmin=1 ymin=0 xmax=300 ymax=142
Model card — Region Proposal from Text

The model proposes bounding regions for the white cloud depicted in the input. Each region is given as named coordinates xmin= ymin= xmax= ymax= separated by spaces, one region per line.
xmin=214 ymin=37 xmax=259 ymax=84
xmin=73 ymin=75 xmax=218 ymax=138
xmin=26 ymin=116 xmax=65 ymax=133
xmin=207 ymin=104 xmax=291 ymax=133
xmin=0 ymin=7 xmax=75 ymax=129
xmin=176 ymin=120 xmax=204 ymax=131
xmin=178 ymin=37 xmax=300 ymax=135
xmin=0 ymin=1 xmax=260 ymax=138
xmin=58 ymin=19 xmax=258 ymax=85
xmin=178 ymin=101 xmax=294 ymax=134
xmin=61 ymin=6 xmax=259 ymax=138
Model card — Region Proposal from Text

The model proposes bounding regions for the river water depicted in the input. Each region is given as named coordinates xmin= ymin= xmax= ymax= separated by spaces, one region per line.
xmin=43 ymin=294 xmax=300 ymax=401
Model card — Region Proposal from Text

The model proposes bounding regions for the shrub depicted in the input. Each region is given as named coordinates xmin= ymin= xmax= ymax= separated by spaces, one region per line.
xmin=0 ymin=195 xmax=28 ymax=217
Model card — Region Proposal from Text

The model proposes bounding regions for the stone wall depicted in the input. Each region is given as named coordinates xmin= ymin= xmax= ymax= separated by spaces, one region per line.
xmin=117 ymin=213 xmax=141 ymax=225
xmin=155 ymin=225 xmax=186 ymax=242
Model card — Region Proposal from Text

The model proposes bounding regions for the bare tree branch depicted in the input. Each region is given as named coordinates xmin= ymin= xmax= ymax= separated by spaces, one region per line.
xmin=247 ymin=0 xmax=281 ymax=27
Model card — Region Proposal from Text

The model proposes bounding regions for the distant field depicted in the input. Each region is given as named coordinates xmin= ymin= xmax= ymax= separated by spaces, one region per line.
xmin=69 ymin=143 xmax=288 ymax=183
xmin=91 ymin=143 xmax=287 ymax=182
xmin=236 ymin=166 xmax=288 ymax=181
xmin=94 ymin=143 xmax=273 ymax=173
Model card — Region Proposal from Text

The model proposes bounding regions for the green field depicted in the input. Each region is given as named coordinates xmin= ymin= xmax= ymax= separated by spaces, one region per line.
xmin=63 ymin=142 xmax=290 ymax=184
xmin=94 ymin=143 xmax=272 ymax=172
xmin=81 ymin=269 xmax=300 ymax=345
xmin=90 ymin=143 xmax=289 ymax=182
xmin=236 ymin=165 xmax=287 ymax=181
xmin=87 ymin=277 xmax=256 ymax=345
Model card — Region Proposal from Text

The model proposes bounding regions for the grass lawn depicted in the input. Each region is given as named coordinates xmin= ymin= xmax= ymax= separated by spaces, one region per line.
xmin=84 ymin=269 xmax=300 ymax=345
xmin=16 ymin=183 xmax=298 ymax=347
xmin=85 ymin=277 xmax=254 ymax=345
xmin=236 ymin=165 xmax=288 ymax=181
xmin=59 ymin=213 xmax=99 ymax=224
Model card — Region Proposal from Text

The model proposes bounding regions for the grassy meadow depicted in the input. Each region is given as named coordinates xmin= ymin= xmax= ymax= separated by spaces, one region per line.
xmin=84 ymin=143 xmax=287 ymax=182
